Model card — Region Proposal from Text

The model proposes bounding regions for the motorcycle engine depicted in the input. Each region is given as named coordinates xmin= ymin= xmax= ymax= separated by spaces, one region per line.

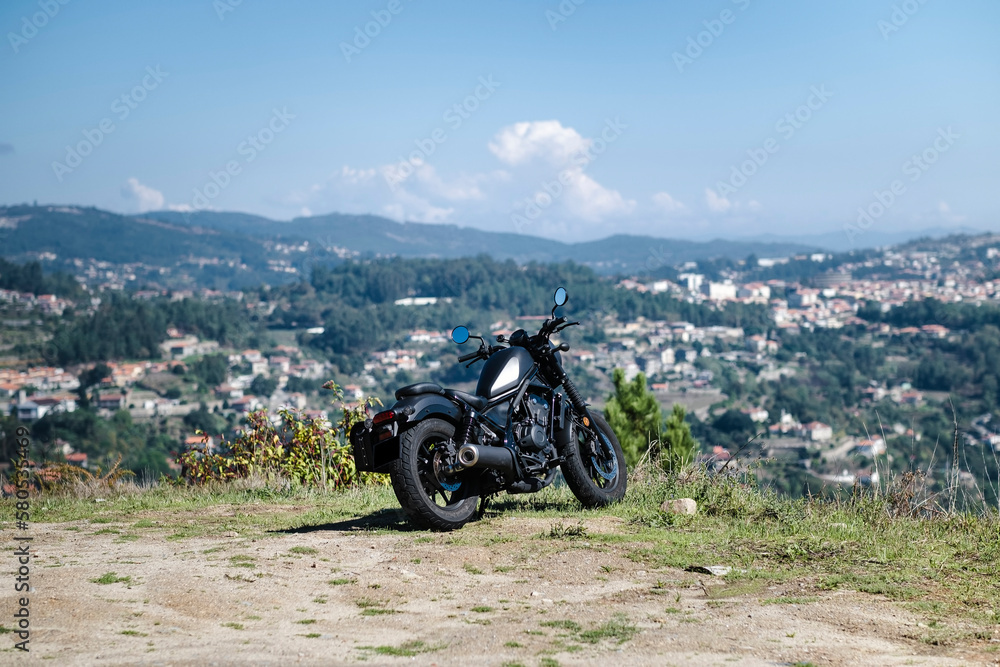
xmin=513 ymin=393 xmax=551 ymax=452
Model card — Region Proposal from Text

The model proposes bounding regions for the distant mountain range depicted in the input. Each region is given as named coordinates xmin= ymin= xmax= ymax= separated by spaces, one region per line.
xmin=144 ymin=209 xmax=822 ymax=273
xmin=0 ymin=204 xmax=985 ymax=284
xmin=739 ymin=227 xmax=986 ymax=253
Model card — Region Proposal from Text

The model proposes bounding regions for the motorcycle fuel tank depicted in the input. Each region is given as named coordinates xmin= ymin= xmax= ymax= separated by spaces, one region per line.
xmin=476 ymin=346 xmax=534 ymax=399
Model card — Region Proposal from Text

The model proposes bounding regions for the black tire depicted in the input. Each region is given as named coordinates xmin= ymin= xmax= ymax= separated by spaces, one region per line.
xmin=389 ymin=418 xmax=479 ymax=531
xmin=560 ymin=412 xmax=627 ymax=508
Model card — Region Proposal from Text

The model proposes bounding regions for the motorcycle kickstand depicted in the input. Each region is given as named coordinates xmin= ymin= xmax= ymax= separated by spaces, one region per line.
xmin=476 ymin=494 xmax=492 ymax=520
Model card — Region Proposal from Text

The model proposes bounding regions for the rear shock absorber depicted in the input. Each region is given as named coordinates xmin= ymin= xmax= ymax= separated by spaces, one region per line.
xmin=456 ymin=410 xmax=476 ymax=446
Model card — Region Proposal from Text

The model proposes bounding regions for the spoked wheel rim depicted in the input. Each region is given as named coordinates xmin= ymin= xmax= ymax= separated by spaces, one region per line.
xmin=416 ymin=437 xmax=465 ymax=508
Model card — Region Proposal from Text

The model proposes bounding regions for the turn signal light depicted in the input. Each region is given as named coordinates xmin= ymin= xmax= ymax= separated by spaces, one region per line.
xmin=582 ymin=416 xmax=590 ymax=427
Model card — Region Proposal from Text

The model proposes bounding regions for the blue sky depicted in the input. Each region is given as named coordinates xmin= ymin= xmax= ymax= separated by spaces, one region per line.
xmin=1 ymin=0 xmax=997 ymax=241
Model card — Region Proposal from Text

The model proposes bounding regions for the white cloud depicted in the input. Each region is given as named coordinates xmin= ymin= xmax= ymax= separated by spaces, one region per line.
xmin=410 ymin=162 xmax=487 ymax=201
xmin=336 ymin=165 xmax=377 ymax=185
xmin=488 ymin=120 xmax=590 ymax=166
xmin=290 ymin=120 xmax=639 ymax=239
xmin=121 ymin=177 xmax=165 ymax=212
xmin=938 ymin=201 xmax=966 ymax=224
xmin=560 ymin=170 xmax=635 ymax=221
xmin=705 ymin=187 xmax=732 ymax=213
xmin=652 ymin=191 xmax=685 ymax=213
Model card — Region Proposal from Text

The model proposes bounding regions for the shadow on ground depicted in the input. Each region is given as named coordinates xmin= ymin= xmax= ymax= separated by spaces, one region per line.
xmin=272 ymin=508 xmax=419 ymax=534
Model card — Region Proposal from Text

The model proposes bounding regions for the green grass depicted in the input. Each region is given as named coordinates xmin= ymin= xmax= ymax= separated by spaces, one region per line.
xmin=120 ymin=630 xmax=147 ymax=637
xmin=577 ymin=614 xmax=637 ymax=644
xmin=295 ymin=619 xmax=316 ymax=625
xmin=761 ymin=596 xmax=819 ymax=605
xmin=540 ymin=619 xmax=581 ymax=632
xmin=471 ymin=605 xmax=493 ymax=613
xmin=361 ymin=608 xmax=398 ymax=616
xmin=288 ymin=546 xmax=318 ymax=555
xmin=359 ymin=640 xmax=444 ymax=657
xmin=221 ymin=622 xmax=244 ymax=630
xmin=228 ymin=555 xmax=255 ymax=569
xmin=355 ymin=596 xmax=397 ymax=616
xmin=463 ymin=562 xmax=483 ymax=575
xmin=544 ymin=521 xmax=588 ymax=540
xmin=328 ymin=578 xmax=356 ymax=586
xmin=11 ymin=467 xmax=1000 ymax=638
xmin=90 ymin=572 xmax=131 ymax=585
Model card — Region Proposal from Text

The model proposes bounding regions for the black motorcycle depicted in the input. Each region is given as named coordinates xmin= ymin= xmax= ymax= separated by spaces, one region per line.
xmin=350 ymin=287 xmax=627 ymax=530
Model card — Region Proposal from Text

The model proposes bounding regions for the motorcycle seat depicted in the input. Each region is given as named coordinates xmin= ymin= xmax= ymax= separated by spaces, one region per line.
xmin=444 ymin=388 xmax=488 ymax=412
xmin=394 ymin=382 xmax=445 ymax=400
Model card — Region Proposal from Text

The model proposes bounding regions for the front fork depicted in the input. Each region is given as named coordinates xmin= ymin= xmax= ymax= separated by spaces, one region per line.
xmin=557 ymin=371 xmax=615 ymax=467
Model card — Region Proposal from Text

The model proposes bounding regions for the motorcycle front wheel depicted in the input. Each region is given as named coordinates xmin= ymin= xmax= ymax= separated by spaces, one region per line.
xmin=389 ymin=418 xmax=480 ymax=531
xmin=560 ymin=412 xmax=627 ymax=508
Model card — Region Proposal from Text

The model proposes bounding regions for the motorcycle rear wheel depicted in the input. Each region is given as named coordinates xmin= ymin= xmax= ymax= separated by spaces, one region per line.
xmin=390 ymin=418 xmax=480 ymax=531
xmin=561 ymin=412 xmax=627 ymax=507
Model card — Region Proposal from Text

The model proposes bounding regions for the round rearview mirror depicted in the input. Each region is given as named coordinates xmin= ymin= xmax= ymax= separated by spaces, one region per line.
xmin=451 ymin=326 xmax=470 ymax=345
xmin=553 ymin=287 xmax=568 ymax=307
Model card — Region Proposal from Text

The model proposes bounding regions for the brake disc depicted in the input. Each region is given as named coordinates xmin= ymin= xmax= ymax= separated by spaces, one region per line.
xmin=590 ymin=432 xmax=618 ymax=481
xmin=432 ymin=449 xmax=462 ymax=492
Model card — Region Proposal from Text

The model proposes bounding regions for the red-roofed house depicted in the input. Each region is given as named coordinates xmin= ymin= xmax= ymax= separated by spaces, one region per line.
xmin=65 ymin=452 xmax=88 ymax=468
xmin=97 ymin=394 xmax=125 ymax=410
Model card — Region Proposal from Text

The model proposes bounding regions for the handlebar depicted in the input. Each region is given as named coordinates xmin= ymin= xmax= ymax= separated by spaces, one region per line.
xmin=456 ymin=317 xmax=579 ymax=363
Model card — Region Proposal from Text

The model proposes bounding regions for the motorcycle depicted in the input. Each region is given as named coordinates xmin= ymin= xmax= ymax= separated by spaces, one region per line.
xmin=350 ymin=287 xmax=627 ymax=530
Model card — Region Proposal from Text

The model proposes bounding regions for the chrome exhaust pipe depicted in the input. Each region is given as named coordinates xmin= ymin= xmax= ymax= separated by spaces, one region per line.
xmin=457 ymin=444 xmax=514 ymax=474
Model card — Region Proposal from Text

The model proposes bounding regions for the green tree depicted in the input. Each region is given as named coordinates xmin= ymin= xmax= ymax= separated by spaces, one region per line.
xmin=604 ymin=368 xmax=661 ymax=466
xmin=191 ymin=354 xmax=229 ymax=386
xmin=76 ymin=362 xmax=111 ymax=410
xmin=660 ymin=404 xmax=699 ymax=473
xmin=250 ymin=374 xmax=278 ymax=397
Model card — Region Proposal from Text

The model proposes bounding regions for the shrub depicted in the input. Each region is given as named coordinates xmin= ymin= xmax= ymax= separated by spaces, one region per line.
xmin=178 ymin=382 xmax=384 ymax=490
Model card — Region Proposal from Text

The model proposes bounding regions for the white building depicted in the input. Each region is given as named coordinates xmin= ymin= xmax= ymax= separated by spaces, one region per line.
xmin=702 ymin=281 xmax=737 ymax=301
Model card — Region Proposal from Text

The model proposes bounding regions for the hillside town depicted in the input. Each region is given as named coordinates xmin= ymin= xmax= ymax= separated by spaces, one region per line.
xmin=4 ymin=233 xmax=1000 ymax=492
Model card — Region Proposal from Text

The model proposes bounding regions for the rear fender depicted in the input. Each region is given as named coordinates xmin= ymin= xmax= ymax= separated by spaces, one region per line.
xmin=350 ymin=393 xmax=463 ymax=473
xmin=399 ymin=393 xmax=464 ymax=426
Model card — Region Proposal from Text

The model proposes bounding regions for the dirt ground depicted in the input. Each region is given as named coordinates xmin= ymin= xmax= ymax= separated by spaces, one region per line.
xmin=8 ymin=513 xmax=999 ymax=666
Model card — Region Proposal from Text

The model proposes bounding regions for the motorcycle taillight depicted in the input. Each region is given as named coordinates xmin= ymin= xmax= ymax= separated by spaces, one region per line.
xmin=372 ymin=410 xmax=396 ymax=425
